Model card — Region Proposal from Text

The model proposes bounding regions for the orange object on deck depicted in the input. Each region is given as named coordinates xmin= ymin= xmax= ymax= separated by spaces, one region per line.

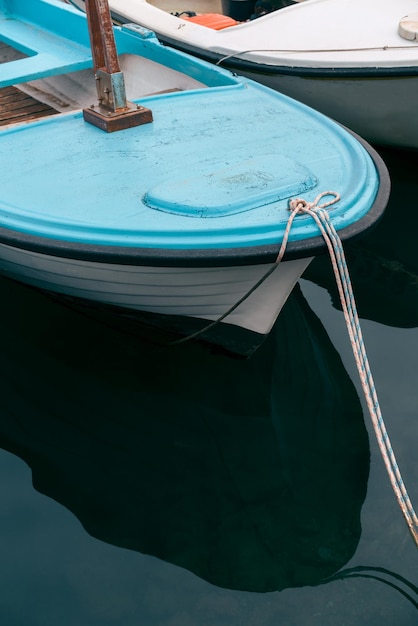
xmin=183 ymin=13 xmax=239 ymax=30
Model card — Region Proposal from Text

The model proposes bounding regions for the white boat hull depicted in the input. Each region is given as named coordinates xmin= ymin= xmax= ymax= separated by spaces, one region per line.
xmin=0 ymin=242 xmax=312 ymax=351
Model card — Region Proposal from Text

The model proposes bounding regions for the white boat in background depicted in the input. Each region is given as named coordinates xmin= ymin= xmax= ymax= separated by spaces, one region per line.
xmin=68 ymin=0 xmax=418 ymax=149
xmin=0 ymin=0 xmax=389 ymax=356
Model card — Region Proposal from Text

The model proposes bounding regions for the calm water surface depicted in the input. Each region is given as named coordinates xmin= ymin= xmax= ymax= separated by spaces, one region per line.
xmin=0 ymin=147 xmax=417 ymax=624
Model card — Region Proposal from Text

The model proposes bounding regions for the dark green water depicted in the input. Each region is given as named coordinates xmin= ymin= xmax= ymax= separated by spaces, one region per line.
xmin=0 ymin=147 xmax=416 ymax=624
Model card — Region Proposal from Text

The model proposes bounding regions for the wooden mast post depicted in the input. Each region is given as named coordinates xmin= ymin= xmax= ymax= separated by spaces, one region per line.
xmin=82 ymin=0 xmax=153 ymax=132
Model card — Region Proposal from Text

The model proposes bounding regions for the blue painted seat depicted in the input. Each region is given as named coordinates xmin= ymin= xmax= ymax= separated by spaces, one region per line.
xmin=0 ymin=0 xmax=93 ymax=87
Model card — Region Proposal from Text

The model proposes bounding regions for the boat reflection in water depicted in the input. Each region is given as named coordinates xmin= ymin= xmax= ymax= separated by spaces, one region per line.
xmin=304 ymin=147 xmax=418 ymax=328
xmin=0 ymin=276 xmax=369 ymax=592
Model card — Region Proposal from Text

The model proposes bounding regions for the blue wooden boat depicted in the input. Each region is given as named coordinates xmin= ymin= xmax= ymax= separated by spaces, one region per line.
xmin=0 ymin=0 xmax=389 ymax=355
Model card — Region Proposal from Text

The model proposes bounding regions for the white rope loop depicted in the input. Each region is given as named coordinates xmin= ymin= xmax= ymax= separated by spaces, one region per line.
xmin=291 ymin=192 xmax=418 ymax=546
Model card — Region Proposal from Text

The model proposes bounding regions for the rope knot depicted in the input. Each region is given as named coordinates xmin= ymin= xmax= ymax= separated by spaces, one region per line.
xmin=288 ymin=197 xmax=313 ymax=213
xmin=276 ymin=190 xmax=341 ymax=264
xmin=288 ymin=190 xmax=341 ymax=214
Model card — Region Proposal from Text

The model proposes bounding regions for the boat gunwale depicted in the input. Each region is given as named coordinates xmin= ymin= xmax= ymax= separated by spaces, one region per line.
xmin=141 ymin=33 xmax=418 ymax=79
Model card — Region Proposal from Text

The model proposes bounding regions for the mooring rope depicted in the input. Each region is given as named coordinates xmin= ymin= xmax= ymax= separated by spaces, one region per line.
xmin=287 ymin=191 xmax=418 ymax=547
xmin=323 ymin=565 xmax=418 ymax=609
xmin=174 ymin=190 xmax=418 ymax=546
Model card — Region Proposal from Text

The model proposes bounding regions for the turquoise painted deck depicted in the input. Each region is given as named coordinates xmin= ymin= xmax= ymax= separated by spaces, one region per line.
xmin=0 ymin=0 xmax=381 ymax=251
xmin=0 ymin=86 xmax=379 ymax=249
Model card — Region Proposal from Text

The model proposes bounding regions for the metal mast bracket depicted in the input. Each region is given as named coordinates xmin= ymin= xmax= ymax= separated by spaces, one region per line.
xmin=82 ymin=0 xmax=153 ymax=132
